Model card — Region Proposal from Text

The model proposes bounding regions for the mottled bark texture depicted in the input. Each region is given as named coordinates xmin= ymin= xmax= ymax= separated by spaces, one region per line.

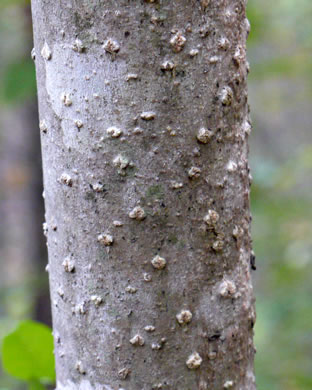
xmin=31 ymin=0 xmax=255 ymax=389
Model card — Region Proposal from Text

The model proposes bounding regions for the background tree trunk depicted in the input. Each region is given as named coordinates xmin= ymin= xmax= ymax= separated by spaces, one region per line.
xmin=31 ymin=0 xmax=255 ymax=389
xmin=0 ymin=3 xmax=50 ymax=327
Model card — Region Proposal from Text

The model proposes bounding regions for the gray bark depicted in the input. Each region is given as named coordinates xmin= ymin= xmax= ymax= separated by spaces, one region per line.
xmin=31 ymin=0 xmax=255 ymax=389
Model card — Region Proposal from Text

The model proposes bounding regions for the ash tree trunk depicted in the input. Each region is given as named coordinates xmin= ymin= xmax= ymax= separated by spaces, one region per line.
xmin=31 ymin=0 xmax=256 ymax=389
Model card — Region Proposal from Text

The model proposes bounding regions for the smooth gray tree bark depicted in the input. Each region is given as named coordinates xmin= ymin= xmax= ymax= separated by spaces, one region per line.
xmin=31 ymin=0 xmax=255 ymax=389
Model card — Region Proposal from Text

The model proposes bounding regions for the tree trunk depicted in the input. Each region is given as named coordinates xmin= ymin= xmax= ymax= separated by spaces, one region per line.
xmin=0 ymin=3 xmax=50 ymax=325
xmin=31 ymin=0 xmax=255 ymax=389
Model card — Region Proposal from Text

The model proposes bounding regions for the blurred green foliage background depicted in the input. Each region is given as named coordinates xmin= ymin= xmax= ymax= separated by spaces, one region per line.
xmin=0 ymin=0 xmax=312 ymax=389
xmin=247 ymin=1 xmax=312 ymax=389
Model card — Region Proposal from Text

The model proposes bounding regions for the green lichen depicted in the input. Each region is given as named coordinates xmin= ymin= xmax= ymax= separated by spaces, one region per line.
xmin=178 ymin=240 xmax=186 ymax=249
xmin=146 ymin=184 xmax=164 ymax=200
xmin=168 ymin=233 xmax=178 ymax=244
